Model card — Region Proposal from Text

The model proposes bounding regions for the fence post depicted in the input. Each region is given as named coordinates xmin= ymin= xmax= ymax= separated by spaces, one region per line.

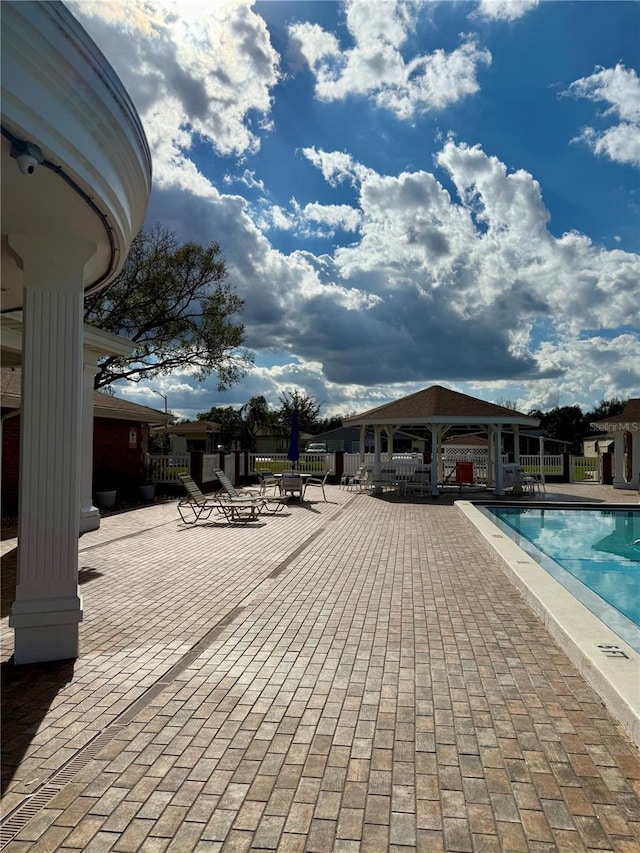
xmin=564 ymin=453 xmax=572 ymax=483
xmin=190 ymin=451 xmax=204 ymax=487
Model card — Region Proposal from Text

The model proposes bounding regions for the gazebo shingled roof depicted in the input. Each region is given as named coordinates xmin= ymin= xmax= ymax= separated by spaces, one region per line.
xmin=344 ymin=384 xmax=538 ymax=425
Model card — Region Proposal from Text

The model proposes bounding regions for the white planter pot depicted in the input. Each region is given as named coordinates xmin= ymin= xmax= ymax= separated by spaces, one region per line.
xmin=95 ymin=489 xmax=117 ymax=508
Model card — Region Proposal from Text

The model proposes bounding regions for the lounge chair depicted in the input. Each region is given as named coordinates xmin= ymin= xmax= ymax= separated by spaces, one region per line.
xmin=177 ymin=474 xmax=264 ymax=524
xmin=214 ymin=468 xmax=288 ymax=512
xmin=340 ymin=465 xmax=371 ymax=491
xmin=305 ymin=470 xmax=331 ymax=501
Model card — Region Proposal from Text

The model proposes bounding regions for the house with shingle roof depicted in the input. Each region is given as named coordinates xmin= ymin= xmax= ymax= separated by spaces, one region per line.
xmin=1 ymin=366 xmax=172 ymax=516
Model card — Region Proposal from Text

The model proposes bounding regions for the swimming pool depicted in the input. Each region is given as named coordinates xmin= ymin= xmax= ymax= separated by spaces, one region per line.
xmin=481 ymin=506 xmax=640 ymax=652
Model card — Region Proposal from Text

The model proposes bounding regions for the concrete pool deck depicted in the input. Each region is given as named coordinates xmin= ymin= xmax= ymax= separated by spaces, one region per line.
xmin=1 ymin=482 xmax=639 ymax=851
xmin=457 ymin=500 xmax=640 ymax=751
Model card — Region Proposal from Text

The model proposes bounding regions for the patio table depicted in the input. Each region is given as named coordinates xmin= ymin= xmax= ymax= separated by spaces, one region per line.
xmin=273 ymin=472 xmax=312 ymax=498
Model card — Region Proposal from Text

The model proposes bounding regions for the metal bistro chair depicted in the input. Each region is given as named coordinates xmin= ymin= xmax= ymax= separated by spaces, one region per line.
xmin=305 ymin=470 xmax=332 ymax=501
xmin=256 ymin=470 xmax=279 ymax=495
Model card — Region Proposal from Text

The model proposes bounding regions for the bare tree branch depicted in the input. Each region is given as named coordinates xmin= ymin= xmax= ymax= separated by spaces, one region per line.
xmin=84 ymin=225 xmax=254 ymax=390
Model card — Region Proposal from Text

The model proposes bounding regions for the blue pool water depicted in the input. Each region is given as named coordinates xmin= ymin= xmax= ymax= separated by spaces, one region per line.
xmin=482 ymin=507 xmax=640 ymax=651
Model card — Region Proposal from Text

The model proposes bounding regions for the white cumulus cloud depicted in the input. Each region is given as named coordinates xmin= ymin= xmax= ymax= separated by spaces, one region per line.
xmin=69 ymin=0 xmax=281 ymax=179
xmin=565 ymin=64 xmax=640 ymax=168
xmin=474 ymin=0 xmax=539 ymax=22
xmin=288 ymin=0 xmax=491 ymax=118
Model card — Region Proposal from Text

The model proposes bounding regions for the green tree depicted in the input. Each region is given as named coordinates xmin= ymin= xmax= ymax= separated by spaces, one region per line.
xmin=585 ymin=397 xmax=626 ymax=424
xmin=84 ymin=225 xmax=253 ymax=390
xmin=537 ymin=405 xmax=586 ymax=453
xmin=197 ymin=406 xmax=243 ymax=449
xmin=277 ymin=390 xmax=322 ymax=434
xmin=495 ymin=397 xmax=520 ymax=411
xmin=314 ymin=415 xmax=345 ymax=433
xmin=240 ymin=395 xmax=277 ymax=451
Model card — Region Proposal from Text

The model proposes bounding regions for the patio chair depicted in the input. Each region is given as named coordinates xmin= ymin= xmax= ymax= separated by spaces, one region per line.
xmin=177 ymin=474 xmax=264 ymax=524
xmin=305 ymin=470 xmax=331 ymax=501
xmin=214 ymin=468 xmax=288 ymax=513
xmin=256 ymin=470 xmax=279 ymax=495
xmin=279 ymin=472 xmax=305 ymax=499
xmin=516 ymin=468 xmax=540 ymax=496
xmin=401 ymin=467 xmax=430 ymax=496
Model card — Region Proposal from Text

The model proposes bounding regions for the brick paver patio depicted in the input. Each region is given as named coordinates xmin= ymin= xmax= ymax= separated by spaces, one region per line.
xmin=1 ymin=484 xmax=639 ymax=851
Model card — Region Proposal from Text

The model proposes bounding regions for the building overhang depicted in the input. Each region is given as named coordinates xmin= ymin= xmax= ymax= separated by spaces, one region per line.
xmin=1 ymin=1 xmax=152 ymax=311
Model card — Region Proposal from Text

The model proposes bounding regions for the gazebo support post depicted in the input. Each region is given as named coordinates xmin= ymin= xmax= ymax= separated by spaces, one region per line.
xmin=385 ymin=424 xmax=395 ymax=460
xmin=486 ymin=425 xmax=494 ymax=488
xmin=359 ymin=425 xmax=366 ymax=464
xmin=493 ymin=425 xmax=504 ymax=495
xmin=430 ymin=426 xmax=439 ymax=496
xmin=373 ymin=425 xmax=383 ymax=480
xmin=513 ymin=426 xmax=520 ymax=465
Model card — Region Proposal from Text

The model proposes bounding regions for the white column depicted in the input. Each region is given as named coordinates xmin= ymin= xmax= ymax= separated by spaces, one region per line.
xmin=486 ymin=426 xmax=494 ymax=487
xmin=385 ymin=424 xmax=395 ymax=460
xmin=360 ymin=425 xmax=366 ymax=463
xmin=612 ymin=432 xmax=626 ymax=488
xmin=430 ymin=426 xmax=439 ymax=495
xmin=493 ymin=425 xmax=504 ymax=495
xmin=373 ymin=426 xmax=382 ymax=479
xmin=630 ymin=429 xmax=640 ymax=490
xmin=9 ymin=236 xmax=96 ymax=664
xmin=513 ymin=426 xmax=520 ymax=464
xmin=80 ymin=360 xmax=100 ymax=534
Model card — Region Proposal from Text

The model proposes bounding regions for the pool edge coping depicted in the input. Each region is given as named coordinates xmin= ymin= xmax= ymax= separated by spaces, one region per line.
xmin=456 ymin=500 xmax=640 ymax=748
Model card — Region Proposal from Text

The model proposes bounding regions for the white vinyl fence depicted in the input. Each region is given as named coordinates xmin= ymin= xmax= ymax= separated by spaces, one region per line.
xmin=570 ymin=456 xmax=600 ymax=483
xmin=518 ymin=454 xmax=564 ymax=475
xmin=149 ymin=454 xmax=189 ymax=483
xmin=249 ymin=453 xmax=335 ymax=474
xmin=343 ymin=452 xmax=566 ymax=483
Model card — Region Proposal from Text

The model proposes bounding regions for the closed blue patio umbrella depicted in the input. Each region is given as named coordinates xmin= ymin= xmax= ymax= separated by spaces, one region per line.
xmin=287 ymin=411 xmax=300 ymax=468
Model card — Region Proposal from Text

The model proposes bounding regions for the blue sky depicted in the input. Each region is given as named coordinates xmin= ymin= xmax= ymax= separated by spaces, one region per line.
xmin=70 ymin=0 xmax=639 ymax=421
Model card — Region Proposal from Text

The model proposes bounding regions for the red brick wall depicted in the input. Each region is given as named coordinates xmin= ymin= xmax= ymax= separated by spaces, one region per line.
xmin=1 ymin=414 xmax=21 ymax=516
xmin=93 ymin=418 xmax=147 ymax=491
xmin=1 ymin=416 xmax=149 ymax=515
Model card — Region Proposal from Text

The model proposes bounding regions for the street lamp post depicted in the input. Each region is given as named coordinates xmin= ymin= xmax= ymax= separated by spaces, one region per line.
xmin=151 ymin=389 xmax=169 ymax=453
xmin=151 ymin=389 xmax=168 ymax=413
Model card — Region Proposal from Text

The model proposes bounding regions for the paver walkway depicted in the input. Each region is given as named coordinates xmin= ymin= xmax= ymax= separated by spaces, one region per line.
xmin=1 ymin=485 xmax=639 ymax=851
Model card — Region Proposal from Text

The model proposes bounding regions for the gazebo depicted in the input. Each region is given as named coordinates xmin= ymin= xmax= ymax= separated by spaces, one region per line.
xmin=343 ymin=385 xmax=540 ymax=496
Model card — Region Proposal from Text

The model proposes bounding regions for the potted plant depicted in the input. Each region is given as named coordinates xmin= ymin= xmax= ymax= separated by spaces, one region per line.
xmin=94 ymin=464 xmax=117 ymax=508
xmin=138 ymin=453 xmax=155 ymax=501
